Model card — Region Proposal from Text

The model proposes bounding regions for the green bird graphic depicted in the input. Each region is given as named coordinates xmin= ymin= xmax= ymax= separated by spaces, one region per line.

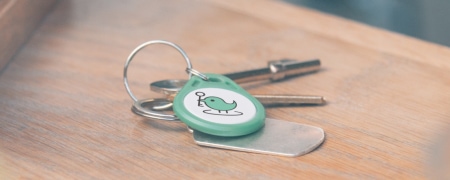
xmin=201 ymin=96 xmax=237 ymax=113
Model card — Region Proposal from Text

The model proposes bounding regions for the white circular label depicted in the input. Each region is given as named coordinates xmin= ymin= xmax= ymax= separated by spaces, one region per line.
xmin=183 ymin=88 xmax=257 ymax=124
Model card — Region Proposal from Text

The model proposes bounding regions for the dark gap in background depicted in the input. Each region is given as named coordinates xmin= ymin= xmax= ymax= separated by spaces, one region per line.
xmin=285 ymin=0 xmax=450 ymax=47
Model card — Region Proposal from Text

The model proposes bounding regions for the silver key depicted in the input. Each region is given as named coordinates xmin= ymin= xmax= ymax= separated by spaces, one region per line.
xmin=151 ymin=94 xmax=326 ymax=106
xmin=145 ymin=95 xmax=324 ymax=114
xmin=147 ymin=94 xmax=325 ymax=113
xmin=225 ymin=59 xmax=320 ymax=83
xmin=151 ymin=59 xmax=320 ymax=96
xmin=150 ymin=59 xmax=325 ymax=105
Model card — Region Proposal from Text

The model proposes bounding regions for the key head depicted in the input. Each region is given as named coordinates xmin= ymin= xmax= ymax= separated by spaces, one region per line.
xmin=150 ymin=79 xmax=188 ymax=96
xmin=173 ymin=73 xmax=266 ymax=137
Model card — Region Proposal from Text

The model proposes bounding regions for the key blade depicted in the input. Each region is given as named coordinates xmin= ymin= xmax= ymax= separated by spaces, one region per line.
xmin=224 ymin=67 xmax=272 ymax=83
xmin=254 ymin=94 xmax=326 ymax=105
xmin=224 ymin=59 xmax=320 ymax=83
xmin=192 ymin=118 xmax=325 ymax=157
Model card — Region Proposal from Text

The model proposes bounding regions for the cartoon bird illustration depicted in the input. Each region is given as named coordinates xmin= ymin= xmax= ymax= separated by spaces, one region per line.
xmin=201 ymin=96 xmax=237 ymax=113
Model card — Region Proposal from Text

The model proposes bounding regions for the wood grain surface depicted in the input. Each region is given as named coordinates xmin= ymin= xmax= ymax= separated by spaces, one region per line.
xmin=0 ymin=0 xmax=58 ymax=70
xmin=1 ymin=0 xmax=450 ymax=179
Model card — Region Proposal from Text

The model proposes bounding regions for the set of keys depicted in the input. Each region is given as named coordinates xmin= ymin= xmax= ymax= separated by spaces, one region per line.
xmin=124 ymin=40 xmax=326 ymax=157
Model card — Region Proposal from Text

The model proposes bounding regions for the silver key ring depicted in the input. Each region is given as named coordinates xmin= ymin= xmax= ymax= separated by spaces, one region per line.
xmin=123 ymin=40 xmax=207 ymax=121
xmin=124 ymin=40 xmax=192 ymax=102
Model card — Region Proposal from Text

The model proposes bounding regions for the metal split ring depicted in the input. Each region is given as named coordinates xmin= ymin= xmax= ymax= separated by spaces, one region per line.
xmin=131 ymin=98 xmax=179 ymax=121
xmin=123 ymin=40 xmax=208 ymax=121
xmin=186 ymin=68 xmax=209 ymax=81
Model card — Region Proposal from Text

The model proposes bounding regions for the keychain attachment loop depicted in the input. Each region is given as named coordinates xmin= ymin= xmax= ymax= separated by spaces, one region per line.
xmin=186 ymin=68 xmax=209 ymax=81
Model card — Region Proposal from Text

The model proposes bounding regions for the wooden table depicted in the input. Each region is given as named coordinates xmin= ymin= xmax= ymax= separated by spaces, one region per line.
xmin=1 ymin=0 xmax=450 ymax=179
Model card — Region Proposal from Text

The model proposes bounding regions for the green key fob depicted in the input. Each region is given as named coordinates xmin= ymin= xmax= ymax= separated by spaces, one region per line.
xmin=173 ymin=73 xmax=265 ymax=137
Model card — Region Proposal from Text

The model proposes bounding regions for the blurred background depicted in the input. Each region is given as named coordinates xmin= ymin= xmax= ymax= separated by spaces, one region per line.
xmin=285 ymin=0 xmax=450 ymax=47
xmin=287 ymin=0 xmax=450 ymax=178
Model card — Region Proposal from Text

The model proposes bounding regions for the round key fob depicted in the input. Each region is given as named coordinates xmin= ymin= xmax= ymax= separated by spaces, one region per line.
xmin=173 ymin=73 xmax=265 ymax=137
